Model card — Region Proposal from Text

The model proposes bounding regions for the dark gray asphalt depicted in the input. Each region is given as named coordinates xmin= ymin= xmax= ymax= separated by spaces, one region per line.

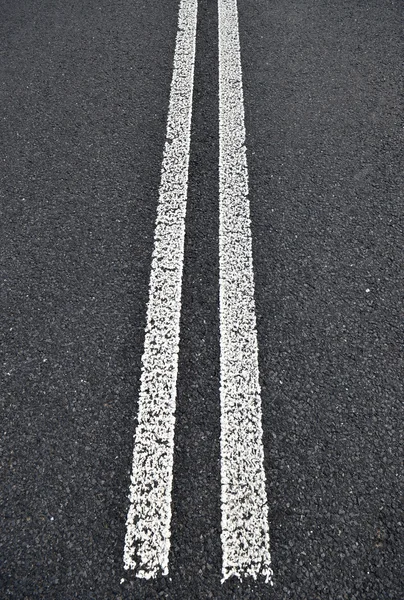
xmin=1 ymin=0 xmax=403 ymax=598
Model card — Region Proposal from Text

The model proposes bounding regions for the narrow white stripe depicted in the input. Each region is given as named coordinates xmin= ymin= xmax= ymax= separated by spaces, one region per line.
xmin=123 ymin=0 xmax=197 ymax=579
xmin=218 ymin=0 xmax=272 ymax=583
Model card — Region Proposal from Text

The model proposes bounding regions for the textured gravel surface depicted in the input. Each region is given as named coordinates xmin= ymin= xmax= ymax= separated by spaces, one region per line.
xmin=1 ymin=0 xmax=403 ymax=598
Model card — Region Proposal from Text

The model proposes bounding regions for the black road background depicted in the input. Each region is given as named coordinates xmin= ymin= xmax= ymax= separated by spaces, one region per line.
xmin=1 ymin=0 xmax=403 ymax=598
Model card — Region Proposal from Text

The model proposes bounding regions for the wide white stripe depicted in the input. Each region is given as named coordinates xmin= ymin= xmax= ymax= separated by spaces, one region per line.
xmin=123 ymin=0 xmax=197 ymax=579
xmin=218 ymin=0 xmax=272 ymax=583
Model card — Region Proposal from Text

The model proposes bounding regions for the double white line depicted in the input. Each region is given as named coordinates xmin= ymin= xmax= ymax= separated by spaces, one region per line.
xmin=124 ymin=0 xmax=272 ymax=583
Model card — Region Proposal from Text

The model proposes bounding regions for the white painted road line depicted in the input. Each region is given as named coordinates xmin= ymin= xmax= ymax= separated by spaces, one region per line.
xmin=123 ymin=0 xmax=198 ymax=579
xmin=218 ymin=0 xmax=272 ymax=583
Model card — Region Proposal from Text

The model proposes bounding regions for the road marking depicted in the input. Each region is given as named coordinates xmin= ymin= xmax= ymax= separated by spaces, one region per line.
xmin=218 ymin=0 xmax=272 ymax=583
xmin=123 ymin=0 xmax=198 ymax=579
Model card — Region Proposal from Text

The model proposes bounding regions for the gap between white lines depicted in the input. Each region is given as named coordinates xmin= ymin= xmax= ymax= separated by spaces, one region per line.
xmin=218 ymin=0 xmax=273 ymax=583
xmin=123 ymin=0 xmax=198 ymax=579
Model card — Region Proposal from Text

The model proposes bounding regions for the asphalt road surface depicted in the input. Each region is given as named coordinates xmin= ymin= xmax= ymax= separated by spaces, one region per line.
xmin=1 ymin=0 xmax=403 ymax=598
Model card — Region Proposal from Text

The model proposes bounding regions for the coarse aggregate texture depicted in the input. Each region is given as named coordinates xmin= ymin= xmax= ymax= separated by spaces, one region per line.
xmin=239 ymin=0 xmax=404 ymax=598
xmin=1 ymin=0 xmax=178 ymax=597
xmin=1 ymin=0 xmax=403 ymax=598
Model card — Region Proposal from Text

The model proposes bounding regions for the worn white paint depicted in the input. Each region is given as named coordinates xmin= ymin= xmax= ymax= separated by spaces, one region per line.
xmin=218 ymin=0 xmax=272 ymax=583
xmin=123 ymin=0 xmax=198 ymax=578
